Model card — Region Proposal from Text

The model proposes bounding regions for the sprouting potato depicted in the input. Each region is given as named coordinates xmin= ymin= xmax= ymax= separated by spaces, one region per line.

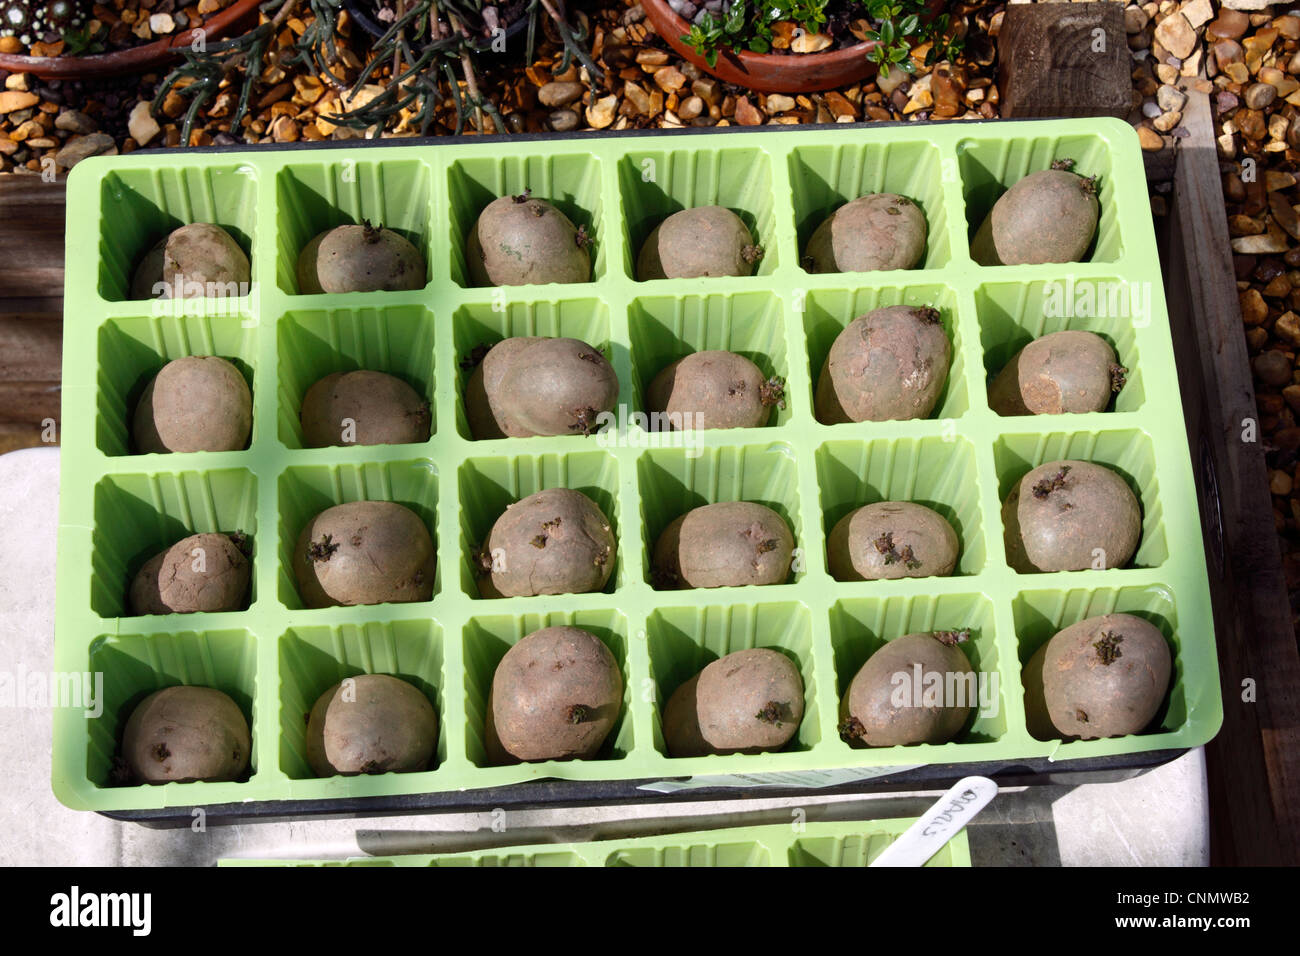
xmin=971 ymin=159 xmax=1100 ymax=266
xmin=803 ymin=193 xmax=927 ymax=274
xmin=637 ymin=206 xmax=762 ymax=279
xmin=467 ymin=191 xmax=592 ymax=286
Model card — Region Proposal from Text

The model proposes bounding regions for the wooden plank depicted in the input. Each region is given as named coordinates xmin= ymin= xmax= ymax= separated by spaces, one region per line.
xmin=0 ymin=312 xmax=62 ymax=382
xmin=997 ymin=2 xmax=1133 ymax=119
xmin=0 ymin=382 xmax=61 ymax=424
xmin=1164 ymin=84 xmax=1300 ymax=866
xmin=0 ymin=178 xmax=66 ymax=306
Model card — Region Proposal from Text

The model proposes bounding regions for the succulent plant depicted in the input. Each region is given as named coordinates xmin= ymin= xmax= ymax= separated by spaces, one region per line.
xmin=0 ymin=0 xmax=86 ymax=44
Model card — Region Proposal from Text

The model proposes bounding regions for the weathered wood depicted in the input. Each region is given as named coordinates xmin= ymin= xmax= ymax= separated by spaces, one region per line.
xmin=0 ymin=178 xmax=64 ymax=448
xmin=0 ymin=382 xmax=61 ymax=424
xmin=1163 ymin=84 xmax=1300 ymax=866
xmin=998 ymin=2 xmax=1133 ymax=119
xmin=0 ymin=312 xmax=62 ymax=383
xmin=0 ymin=178 xmax=66 ymax=306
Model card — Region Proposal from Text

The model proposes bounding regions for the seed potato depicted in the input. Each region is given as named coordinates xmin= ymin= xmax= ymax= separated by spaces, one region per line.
xmin=826 ymin=501 xmax=959 ymax=581
xmin=467 ymin=192 xmax=591 ymax=286
xmin=839 ymin=631 xmax=975 ymax=748
xmin=121 ymin=685 xmax=250 ymax=784
xmin=646 ymin=350 xmax=785 ymax=431
xmin=486 ymin=626 xmax=623 ymax=763
xmin=662 ymin=648 xmax=805 ymax=757
xmin=292 ymin=500 xmax=435 ymax=608
xmin=129 ymin=531 xmax=251 ymax=615
xmin=129 ymin=223 xmax=250 ymax=300
xmin=132 ymin=355 xmax=252 ymax=454
xmin=652 ymin=501 xmax=794 ymax=590
xmin=815 ymin=305 xmax=952 ymax=423
xmin=297 ymin=221 xmax=426 ymax=293
xmin=464 ymin=336 xmax=617 ymax=438
xmin=305 ymin=674 xmax=438 ymax=776
xmin=300 ymin=370 xmax=430 ymax=448
xmin=477 ymin=488 xmax=616 ymax=598
xmin=988 ymin=330 xmax=1127 ymax=416
xmin=971 ymin=160 xmax=1100 ymax=266
xmin=636 ymin=206 xmax=763 ymax=280
xmin=1023 ymin=613 xmax=1172 ymax=741
xmin=1002 ymin=460 xmax=1141 ymax=572
xmin=803 ymin=193 xmax=927 ymax=274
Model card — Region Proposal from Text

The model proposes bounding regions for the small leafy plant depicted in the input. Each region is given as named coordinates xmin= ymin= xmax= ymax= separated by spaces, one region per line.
xmin=681 ymin=0 xmax=959 ymax=71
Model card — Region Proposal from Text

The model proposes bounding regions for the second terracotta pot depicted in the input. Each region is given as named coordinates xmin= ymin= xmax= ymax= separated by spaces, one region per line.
xmin=640 ymin=0 xmax=944 ymax=94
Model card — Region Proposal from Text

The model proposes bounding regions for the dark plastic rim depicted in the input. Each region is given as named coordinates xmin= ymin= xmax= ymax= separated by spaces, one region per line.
xmin=102 ymin=748 xmax=1187 ymax=828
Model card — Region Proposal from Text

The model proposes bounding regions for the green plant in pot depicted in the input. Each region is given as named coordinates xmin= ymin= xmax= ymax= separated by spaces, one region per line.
xmin=642 ymin=0 xmax=958 ymax=93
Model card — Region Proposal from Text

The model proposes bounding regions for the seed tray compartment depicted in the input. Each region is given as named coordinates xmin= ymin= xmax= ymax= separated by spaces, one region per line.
xmin=217 ymin=817 xmax=971 ymax=866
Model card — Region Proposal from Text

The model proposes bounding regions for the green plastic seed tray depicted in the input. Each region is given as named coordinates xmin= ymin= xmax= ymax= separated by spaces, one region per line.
xmin=54 ymin=118 xmax=1222 ymax=817
xmin=216 ymin=818 xmax=971 ymax=866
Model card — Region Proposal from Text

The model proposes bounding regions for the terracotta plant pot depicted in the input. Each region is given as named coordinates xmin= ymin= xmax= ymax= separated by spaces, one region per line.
xmin=0 ymin=0 xmax=263 ymax=80
xmin=640 ymin=0 xmax=944 ymax=94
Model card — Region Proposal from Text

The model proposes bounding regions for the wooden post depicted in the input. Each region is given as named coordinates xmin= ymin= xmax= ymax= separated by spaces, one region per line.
xmin=998 ymin=2 xmax=1133 ymax=119
xmin=1162 ymin=83 xmax=1300 ymax=866
xmin=0 ymin=178 xmax=64 ymax=452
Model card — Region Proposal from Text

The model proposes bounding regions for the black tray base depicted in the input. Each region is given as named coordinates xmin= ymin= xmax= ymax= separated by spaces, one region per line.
xmin=101 ymin=747 xmax=1186 ymax=829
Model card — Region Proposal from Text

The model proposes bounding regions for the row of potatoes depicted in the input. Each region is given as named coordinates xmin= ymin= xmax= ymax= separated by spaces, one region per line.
xmin=130 ymin=156 xmax=1100 ymax=304
xmin=119 ymin=609 xmax=1171 ymax=787
xmin=114 ymin=161 xmax=1138 ymax=786
xmin=129 ymin=448 xmax=1142 ymax=620
xmin=127 ymin=160 xmax=1113 ymax=459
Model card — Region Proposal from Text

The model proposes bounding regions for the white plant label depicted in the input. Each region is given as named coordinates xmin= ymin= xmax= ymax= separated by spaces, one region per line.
xmin=868 ymin=775 xmax=997 ymax=867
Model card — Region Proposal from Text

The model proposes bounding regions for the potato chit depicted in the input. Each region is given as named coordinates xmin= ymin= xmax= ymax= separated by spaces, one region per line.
xmin=971 ymin=159 xmax=1100 ymax=266
xmin=1023 ymin=613 xmax=1171 ymax=740
xmin=1002 ymin=460 xmax=1141 ymax=572
xmin=815 ymin=305 xmax=952 ymax=423
xmin=486 ymin=626 xmax=623 ymax=763
xmin=839 ymin=631 xmax=976 ymax=748
xmin=663 ymin=648 xmax=805 ymax=757
xmin=802 ymin=193 xmax=927 ymax=274
xmin=120 ymin=686 xmax=250 ymax=784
